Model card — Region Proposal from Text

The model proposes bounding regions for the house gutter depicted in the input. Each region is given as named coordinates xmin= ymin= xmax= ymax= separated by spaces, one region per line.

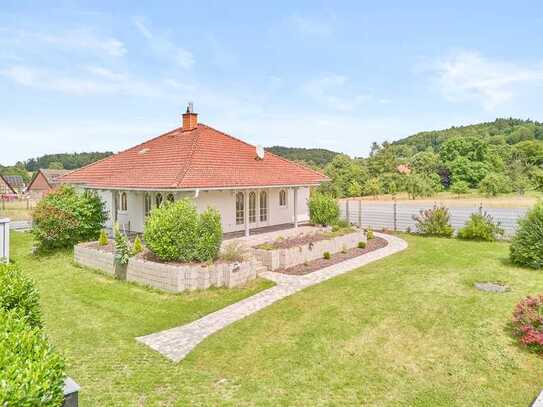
xmin=65 ymin=183 xmax=325 ymax=192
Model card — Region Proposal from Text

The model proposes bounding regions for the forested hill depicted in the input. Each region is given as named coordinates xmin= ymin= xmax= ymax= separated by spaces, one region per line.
xmin=393 ymin=118 xmax=543 ymax=153
xmin=20 ymin=152 xmax=113 ymax=171
xmin=266 ymin=146 xmax=340 ymax=168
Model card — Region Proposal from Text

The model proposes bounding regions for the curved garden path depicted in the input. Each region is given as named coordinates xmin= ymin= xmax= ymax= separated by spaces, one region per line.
xmin=136 ymin=232 xmax=408 ymax=362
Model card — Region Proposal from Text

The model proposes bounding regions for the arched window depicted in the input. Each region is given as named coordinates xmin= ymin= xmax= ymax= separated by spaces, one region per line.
xmin=120 ymin=192 xmax=128 ymax=211
xmin=166 ymin=193 xmax=175 ymax=203
xmin=144 ymin=193 xmax=152 ymax=217
xmin=279 ymin=189 xmax=287 ymax=207
xmin=249 ymin=192 xmax=256 ymax=223
xmin=155 ymin=193 xmax=163 ymax=208
xmin=259 ymin=191 xmax=268 ymax=222
xmin=235 ymin=192 xmax=244 ymax=225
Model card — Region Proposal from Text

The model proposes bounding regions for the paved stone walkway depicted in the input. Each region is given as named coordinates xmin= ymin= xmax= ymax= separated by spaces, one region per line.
xmin=136 ymin=232 xmax=408 ymax=362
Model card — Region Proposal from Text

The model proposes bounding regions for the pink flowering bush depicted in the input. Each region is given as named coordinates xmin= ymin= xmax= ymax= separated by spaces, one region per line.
xmin=512 ymin=294 xmax=543 ymax=352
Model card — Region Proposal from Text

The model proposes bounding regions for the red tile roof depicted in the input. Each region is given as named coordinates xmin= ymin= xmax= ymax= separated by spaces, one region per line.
xmin=61 ymin=123 xmax=329 ymax=189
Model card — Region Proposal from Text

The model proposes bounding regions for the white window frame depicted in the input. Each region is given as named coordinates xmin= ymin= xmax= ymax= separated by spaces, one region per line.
xmin=259 ymin=191 xmax=268 ymax=222
xmin=236 ymin=192 xmax=245 ymax=225
xmin=249 ymin=191 xmax=256 ymax=223
xmin=279 ymin=189 xmax=287 ymax=207
xmin=144 ymin=193 xmax=152 ymax=217
xmin=120 ymin=192 xmax=128 ymax=212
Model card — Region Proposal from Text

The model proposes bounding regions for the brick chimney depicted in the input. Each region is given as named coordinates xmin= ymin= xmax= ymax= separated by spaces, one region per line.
xmin=182 ymin=102 xmax=198 ymax=131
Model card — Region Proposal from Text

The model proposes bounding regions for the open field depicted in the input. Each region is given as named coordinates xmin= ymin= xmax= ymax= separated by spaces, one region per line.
xmin=10 ymin=231 xmax=543 ymax=405
xmin=0 ymin=198 xmax=36 ymax=220
xmin=355 ymin=190 xmax=543 ymax=208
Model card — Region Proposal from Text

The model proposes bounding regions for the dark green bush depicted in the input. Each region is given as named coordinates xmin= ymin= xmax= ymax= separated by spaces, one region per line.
xmin=323 ymin=251 xmax=331 ymax=260
xmin=0 ymin=310 xmax=65 ymax=405
xmin=195 ymin=208 xmax=223 ymax=262
xmin=144 ymin=199 xmax=222 ymax=262
xmin=308 ymin=193 xmax=339 ymax=226
xmin=358 ymin=241 xmax=366 ymax=249
xmin=32 ymin=185 xmax=107 ymax=250
xmin=0 ymin=263 xmax=41 ymax=327
xmin=457 ymin=212 xmax=504 ymax=241
xmin=413 ymin=206 xmax=454 ymax=237
xmin=510 ymin=203 xmax=543 ymax=268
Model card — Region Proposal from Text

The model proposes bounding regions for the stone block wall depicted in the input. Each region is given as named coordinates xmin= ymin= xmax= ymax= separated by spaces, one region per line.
xmin=74 ymin=243 xmax=259 ymax=292
xmin=254 ymin=230 xmax=366 ymax=271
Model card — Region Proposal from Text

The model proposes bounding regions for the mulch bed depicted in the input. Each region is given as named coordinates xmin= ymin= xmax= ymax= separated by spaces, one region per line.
xmin=86 ymin=241 xmax=115 ymax=253
xmin=275 ymin=236 xmax=388 ymax=276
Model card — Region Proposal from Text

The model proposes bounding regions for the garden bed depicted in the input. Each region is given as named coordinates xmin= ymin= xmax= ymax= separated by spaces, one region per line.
xmin=275 ymin=236 xmax=388 ymax=275
xmin=253 ymin=228 xmax=367 ymax=271
xmin=74 ymin=242 xmax=261 ymax=293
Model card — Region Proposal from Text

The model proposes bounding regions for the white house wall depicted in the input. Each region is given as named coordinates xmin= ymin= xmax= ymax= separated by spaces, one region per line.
xmin=90 ymin=186 xmax=311 ymax=234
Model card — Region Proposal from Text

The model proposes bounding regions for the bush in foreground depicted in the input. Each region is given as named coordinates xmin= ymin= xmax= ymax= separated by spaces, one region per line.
xmin=144 ymin=199 xmax=222 ymax=262
xmin=512 ymin=294 xmax=543 ymax=353
xmin=308 ymin=193 xmax=339 ymax=226
xmin=0 ymin=310 xmax=65 ymax=405
xmin=510 ymin=203 xmax=543 ymax=269
xmin=0 ymin=263 xmax=42 ymax=327
xmin=457 ymin=212 xmax=504 ymax=242
xmin=32 ymin=185 xmax=107 ymax=251
xmin=413 ymin=206 xmax=454 ymax=237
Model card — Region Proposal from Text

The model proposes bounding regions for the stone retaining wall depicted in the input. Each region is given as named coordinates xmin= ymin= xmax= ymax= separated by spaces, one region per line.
xmin=254 ymin=230 xmax=366 ymax=271
xmin=74 ymin=242 xmax=259 ymax=292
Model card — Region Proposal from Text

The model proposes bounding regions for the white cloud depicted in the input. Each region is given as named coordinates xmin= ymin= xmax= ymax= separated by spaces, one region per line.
xmin=132 ymin=16 xmax=194 ymax=69
xmin=0 ymin=27 xmax=127 ymax=57
xmin=432 ymin=50 xmax=543 ymax=111
xmin=303 ymin=73 xmax=370 ymax=111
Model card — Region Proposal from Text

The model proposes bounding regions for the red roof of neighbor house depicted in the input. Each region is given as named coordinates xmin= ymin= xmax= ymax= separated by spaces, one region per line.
xmin=61 ymin=123 xmax=328 ymax=189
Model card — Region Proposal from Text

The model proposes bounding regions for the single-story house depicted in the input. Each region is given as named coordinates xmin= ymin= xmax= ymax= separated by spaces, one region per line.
xmin=2 ymin=175 xmax=25 ymax=194
xmin=61 ymin=105 xmax=329 ymax=235
xmin=0 ymin=175 xmax=16 ymax=196
xmin=26 ymin=169 xmax=72 ymax=199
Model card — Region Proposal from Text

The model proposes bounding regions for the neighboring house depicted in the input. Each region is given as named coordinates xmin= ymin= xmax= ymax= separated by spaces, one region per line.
xmin=61 ymin=105 xmax=328 ymax=235
xmin=0 ymin=175 xmax=16 ymax=196
xmin=2 ymin=175 xmax=25 ymax=194
xmin=26 ymin=169 xmax=72 ymax=199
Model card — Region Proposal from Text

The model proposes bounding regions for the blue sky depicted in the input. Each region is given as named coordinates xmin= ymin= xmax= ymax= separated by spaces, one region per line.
xmin=2 ymin=1 xmax=543 ymax=165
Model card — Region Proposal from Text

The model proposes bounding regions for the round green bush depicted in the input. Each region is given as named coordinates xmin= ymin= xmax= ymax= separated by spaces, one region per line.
xmin=194 ymin=208 xmax=223 ymax=262
xmin=323 ymin=251 xmax=331 ymax=260
xmin=358 ymin=241 xmax=366 ymax=249
xmin=457 ymin=212 xmax=504 ymax=241
xmin=32 ymin=185 xmax=107 ymax=250
xmin=413 ymin=206 xmax=454 ymax=237
xmin=510 ymin=203 xmax=543 ymax=268
xmin=308 ymin=193 xmax=339 ymax=226
xmin=0 ymin=263 xmax=42 ymax=328
xmin=0 ymin=310 xmax=65 ymax=405
xmin=478 ymin=173 xmax=512 ymax=196
xmin=144 ymin=199 xmax=223 ymax=262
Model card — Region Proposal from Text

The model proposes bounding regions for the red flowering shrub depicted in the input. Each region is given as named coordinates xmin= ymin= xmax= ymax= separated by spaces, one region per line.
xmin=512 ymin=294 xmax=543 ymax=352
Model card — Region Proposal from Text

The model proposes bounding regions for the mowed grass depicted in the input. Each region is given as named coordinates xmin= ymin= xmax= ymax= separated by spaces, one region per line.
xmin=10 ymin=231 xmax=543 ymax=405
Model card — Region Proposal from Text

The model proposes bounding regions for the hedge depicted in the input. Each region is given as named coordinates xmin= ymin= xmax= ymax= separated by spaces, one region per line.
xmin=0 ymin=263 xmax=42 ymax=327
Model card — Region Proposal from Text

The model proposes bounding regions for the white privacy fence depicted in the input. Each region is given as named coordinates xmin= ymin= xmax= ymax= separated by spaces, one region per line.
xmin=339 ymin=200 xmax=529 ymax=238
xmin=0 ymin=218 xmax=9 ymax=263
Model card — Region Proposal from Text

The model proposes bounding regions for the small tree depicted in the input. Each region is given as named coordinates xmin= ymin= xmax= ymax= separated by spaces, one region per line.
xmin=113 ymin=224 xmax=131 ymax=266
xmin=450 ymin=180 xmax=470 ymax=196
xmin=364 ymin=178 xmax=381 ymax=198
xmin=510 ymin=203 xmax=543 ymax=269
xmin=132 ymin=235 xmax=143 ymax=255
xmin=98 ymin=229 xmax=108 ymax=246
xmin=406 ymin=174 xmax=435 ymax=200
xmin=347 ymin=180 xmax=362 ymax=198
xmin=308 ymin=193 xmax=340 ymax=226
xmin=413 ymin=206 xmax=453 ymax=237
xmin=478 ymin=173 xmax=512 ymax=196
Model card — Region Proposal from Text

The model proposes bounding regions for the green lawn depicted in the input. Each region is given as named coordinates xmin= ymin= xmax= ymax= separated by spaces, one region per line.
xmin=10 ymin=232 xmax=543 ymax=405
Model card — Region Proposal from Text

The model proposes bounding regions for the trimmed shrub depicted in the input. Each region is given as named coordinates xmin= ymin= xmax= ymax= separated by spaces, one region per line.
xmin=358 ymin=241 xmax=366 ymax=249
xmin=114 ymin=225 xmax=131 ymax=266
xmin=98 ymin=229 xmax=109 ymax=246
xmin=512 ymin=294 xmax=543 ymax=353
xmin=308 ymin=193 xmax=339 ymax=226
xmin=323 ymin=251 xmax=331 ymax=260
xmin=32 ymin=185 xmax=107 ymax=250
xmin=478 ymin=173 xmax=513 ymax=196
xmin=132 ymin=235 xmax=143 ymax=255
xmin=367 ymin=228 xmax=374 ymax=240
xmin=510 ymin=203 xmax=543 ymax=268
xmin=144 ymin=199 xmax=222 ymax=262
xmin=457 ymin=212 xmax=504 ymax=242
xmin=195 ymin=208 xmax=223 ymax=262
xmin=413 ymin=206 xmax=454 ymax=237
xmin=0 ymin=310 xmax=65 ymax=405
xmin=0 ymin=264 xmax=42 ymax=328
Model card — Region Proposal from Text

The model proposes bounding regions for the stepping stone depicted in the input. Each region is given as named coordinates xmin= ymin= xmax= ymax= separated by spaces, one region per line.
xmin=474 ymin=282 xmax=510 ymax=293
